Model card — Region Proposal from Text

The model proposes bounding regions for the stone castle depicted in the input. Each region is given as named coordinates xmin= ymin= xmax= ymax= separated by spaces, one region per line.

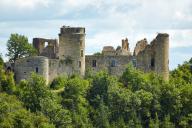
xmin=11 ymin=26 xmax=169 ymax=83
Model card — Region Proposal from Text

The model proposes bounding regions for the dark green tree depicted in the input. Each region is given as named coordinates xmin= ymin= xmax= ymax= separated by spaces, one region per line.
xmin=0 ymin=54 xmax=3 ymax=68
xmin=0 ymin=93 xmax=53 ymax=128
xmin=120 ymin=64 xmax=147 ymax=91
xmin=50 ymin=75 xmax=68 ymax=90
xmin=40 ymin=97 xmax=72 ymax=128
xmin=61 ymin=76 xmax=92 ymax=127
xmin=93 ymin=99 xmax=110 ymax=128
xmin=17 ymin=73 xmax=53 ymax=112
xmin=6 ymin=33 xmax=36 ymax=63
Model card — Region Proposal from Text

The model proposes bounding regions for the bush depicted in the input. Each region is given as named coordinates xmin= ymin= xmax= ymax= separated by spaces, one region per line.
xmin=50 ymin=75 xmax=68 ymax=90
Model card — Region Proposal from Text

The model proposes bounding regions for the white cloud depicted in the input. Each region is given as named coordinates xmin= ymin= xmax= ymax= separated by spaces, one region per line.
xmin=0 ymin=0 xmax=192 ymax=69
xmin=0 ymin=0 xmax=51 ymax=9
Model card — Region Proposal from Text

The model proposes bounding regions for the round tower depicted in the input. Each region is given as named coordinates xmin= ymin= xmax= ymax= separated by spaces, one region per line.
xmin=59 ymin=26 xmax=85 ymax=76
xmin=154 ymin=33 xmax=169 ymax=80
xmin=14 ymin=56 xmax=49 ymax=84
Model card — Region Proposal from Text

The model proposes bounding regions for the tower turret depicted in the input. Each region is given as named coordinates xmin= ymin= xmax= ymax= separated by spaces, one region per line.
xmin=59 ymin=26 xmax=85 ymax=76
xmin=154 ymin=33 xmax=169 ymax=80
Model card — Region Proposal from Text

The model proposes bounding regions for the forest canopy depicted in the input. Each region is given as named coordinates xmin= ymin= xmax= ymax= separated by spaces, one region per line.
xmin=0 ymin=55 xmax=191 ymax=128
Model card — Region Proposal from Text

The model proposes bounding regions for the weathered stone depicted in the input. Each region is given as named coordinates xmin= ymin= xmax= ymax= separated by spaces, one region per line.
xmin=12 ymin=26 xmax=169 ymax=83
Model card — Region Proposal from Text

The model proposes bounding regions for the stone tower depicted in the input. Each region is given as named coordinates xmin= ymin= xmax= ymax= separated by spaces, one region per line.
xmin=154 ymin=33 xmax=169 ymax=80
xmin=59 ymin=26 xmax=86 ymax=76
xmin=121 ymin=38 xmax=130 ymax=55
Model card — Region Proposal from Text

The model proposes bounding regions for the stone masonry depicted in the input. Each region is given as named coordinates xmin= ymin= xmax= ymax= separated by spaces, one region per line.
xmin=12 ymin=26 xmax=169 ymax=83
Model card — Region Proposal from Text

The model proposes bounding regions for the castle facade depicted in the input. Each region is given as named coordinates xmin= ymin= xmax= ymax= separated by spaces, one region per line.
xmin=13 ymin=26 xmax=169 ymax=83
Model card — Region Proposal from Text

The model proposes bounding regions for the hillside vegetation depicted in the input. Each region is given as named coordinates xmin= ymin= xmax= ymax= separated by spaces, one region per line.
xmin=0 ymin=55 xmax=192 ymax=128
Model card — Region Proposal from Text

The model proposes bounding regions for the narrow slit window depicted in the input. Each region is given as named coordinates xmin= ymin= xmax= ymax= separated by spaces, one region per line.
xmin=79 ymin=61 xmax=81 ymax=68
xmin=80 ymin=41 xmax=83 ymax=47
xmin=151 ymin=58 xmax=155 ymax=68
xmin=81 ymin=50 xmax=84 ymax=57
xmin=36 ymin=67 xmax=39 ymax=73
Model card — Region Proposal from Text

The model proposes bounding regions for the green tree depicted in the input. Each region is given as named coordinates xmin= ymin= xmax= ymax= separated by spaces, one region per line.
xmin=87 ymin=71 xmax=118 ymax=108
xmin=120 ymin=64 xmax=147 ymax=91
xmin=0 ymin=93 xmax=53 ymax=128
xmin=93 ymin=52 xmax=102 ymax=56
xmin=6 ymin=33 xmax=36 ymax=63
xmin=149 ymin=113 xmax=159 ymax=128
xmin=61 ymin=76 xmax=92 ymax=127
xmin=40 ymin=97 xmax=72 ymax=128
xmin=93 ymin=99 xmax=110 ymax=128
xmin=161 ymin=115 xmax=175 ymax=128
xmin=0 ymin=54 xmax=4 ymax=68
xmin=50 ymin=75 xmax=68 ymax=90
xmin=136 ymin=90 xmax=153 ymax=127
xmin=17 ymin=73 xmax=53 ymax=112
xmin=0 ymin=60 xmax=15 ymax=94
xmin=170 ymin=59 xmax=192 ymax=85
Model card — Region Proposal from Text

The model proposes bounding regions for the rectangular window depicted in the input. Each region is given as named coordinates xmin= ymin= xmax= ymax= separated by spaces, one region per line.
xmin=36 ymin=67 xmax=38 ymax=73
xmin=81 ymin=50 xmax=84 ymax=57
xmin=132 ymin=59 xmax=137 ymax=67
xmin=79 ymin=61 xmax=81 ymax=68
xmin=92 ymin=60 xmax=96 ymax=67
xmin=80 ymin=41 xmax=83 ymax=47
xmin=151 ymin=58 xmax=155 ymax=67
xmin=111 ymin=60 xmax=116 ymax=67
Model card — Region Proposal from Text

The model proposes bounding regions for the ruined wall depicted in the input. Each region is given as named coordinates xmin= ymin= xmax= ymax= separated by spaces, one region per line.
xmin=85 ymin=55 xmax=132 ymax=76
xmin=33 ymin=38 xmax=59 ymax=59
xmin=136 ymin=45 xmax=153 ymax=72
xmin=14 ymin=56 xmax=49 ymax=84
xmin=135 ymin=33 xmax=169 ymax=80
xmin=59 ymin=26 xmax=85 ymax=76
xmin=121 ymin=38 xmax=131 ymax=55
xmin=13 ymin=25 xmax=169 ymax=83
xmin=102 ymin=46 xmax=116 ymax=56
xmin=134 ymin=38 xmax=148 ymax=56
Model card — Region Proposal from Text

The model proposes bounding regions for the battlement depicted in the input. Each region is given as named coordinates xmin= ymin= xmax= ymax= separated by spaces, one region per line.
xmin=59 ymin=26 xmax=85 ymax=35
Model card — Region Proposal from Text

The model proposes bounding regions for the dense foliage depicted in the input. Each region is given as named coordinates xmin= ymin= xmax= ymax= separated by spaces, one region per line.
xmin=0 ymin=55 xmax=192 ymax=127
xmin=6 ymin=33 xmax=37 ymax=63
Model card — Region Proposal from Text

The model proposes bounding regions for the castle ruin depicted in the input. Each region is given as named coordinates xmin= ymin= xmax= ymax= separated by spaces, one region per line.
xmin=12 ymin=26 xmax=169 ymax=83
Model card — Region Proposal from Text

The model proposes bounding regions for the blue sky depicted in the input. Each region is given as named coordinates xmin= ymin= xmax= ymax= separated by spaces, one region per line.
xmin=0 ymin=0 xmax=192 ymax=70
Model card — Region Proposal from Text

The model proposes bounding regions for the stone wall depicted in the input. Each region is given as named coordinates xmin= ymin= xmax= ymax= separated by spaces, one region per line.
xmin=14 ymin=56 xmax=49 ymax=84
xmin=134 ymin=33 xmax=169 ymax=80
xmin=134 ymin=38 xmax=148 ymax=56
xmin=13 ymin=26 xmax=169 ymax=83
xmin=33 ymin=38 xmax=59 ymax=59
xmin=85 ymin=55 xmax=133 ymax=76
xmin=59 ymin=26 xmax=85 ymax=76
xmin=48 ymin=59 xmax=79 ymax=82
